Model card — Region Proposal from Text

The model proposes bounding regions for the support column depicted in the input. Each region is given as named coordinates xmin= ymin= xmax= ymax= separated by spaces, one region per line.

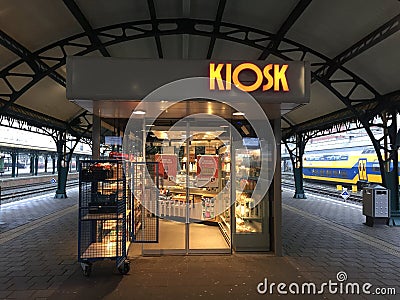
xmin=30 ymin=155 xmax=34 ymax=175
xmin=92 ymin=114 xmax=101 ymax=159
xmin=52 ymin=155 xmax=56 ymax=174
xmin=384 ymin=111 xmax=400 ymax=225
xmin=273 ymin=118 xmax=282 ymax=256
xmin=11 ymin=151 xmax=17 ymax=178
xmin=362 ymin=110 xmax=399 ymax=226
xmin=55 ymin=134 xmax=68 ymax=198
xmin=294 ymin=133 xmax=306 ymax=199
xmin=44 ymin=155 xmax=48 ymax=173
xmin=285 ymin=133 xmax=307 ymax=199
xmin=34 ymin=153 xmax=39 ymax=176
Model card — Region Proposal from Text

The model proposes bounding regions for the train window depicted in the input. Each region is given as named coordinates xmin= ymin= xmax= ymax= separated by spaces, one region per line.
xmin=333 ymin=170 xmax=339 ymax=177
xmin=326 ymin=170 xmax=332 ymax=176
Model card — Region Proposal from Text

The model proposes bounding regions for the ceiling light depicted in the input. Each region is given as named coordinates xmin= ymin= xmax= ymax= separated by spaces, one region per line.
xmin=233 ymin=112 xmax=245 ymax=116
xmin=132 ymin=110 xmax=146 ymax=115
xmin=146 ymin=124 xmax=154 ymax=127
xmin=220 ymin=125 xmax=229 ymax=128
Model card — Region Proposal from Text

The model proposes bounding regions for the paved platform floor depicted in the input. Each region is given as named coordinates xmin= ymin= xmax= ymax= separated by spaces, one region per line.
xmin=0 ymin=187 xmax=399 ymax=299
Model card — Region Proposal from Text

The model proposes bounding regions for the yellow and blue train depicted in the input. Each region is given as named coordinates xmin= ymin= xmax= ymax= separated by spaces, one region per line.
xmin=302 ymin=149 xmax=400 ymax=187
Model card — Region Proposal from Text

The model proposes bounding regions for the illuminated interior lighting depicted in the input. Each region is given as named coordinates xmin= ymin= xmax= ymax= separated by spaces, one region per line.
xmin=132 ymin=110 xmax=146 ymax=115
xmin=233 ymin=112 xmax=245 ymax=116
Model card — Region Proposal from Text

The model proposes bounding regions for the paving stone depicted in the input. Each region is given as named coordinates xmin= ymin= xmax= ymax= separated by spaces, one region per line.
xmin=1 ymin=186 xmax=400 ymax=298
xmin=32 ymin=289 xmax=56 ymax=299
xmin=7 ymin=290 xmax=35 ymax=300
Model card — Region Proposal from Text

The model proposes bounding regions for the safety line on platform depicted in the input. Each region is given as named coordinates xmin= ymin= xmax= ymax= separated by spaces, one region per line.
xmin=0 ymin=204 xmax=77 ymax=245
xmin=283 ymin=204 xmax=400 ymax=258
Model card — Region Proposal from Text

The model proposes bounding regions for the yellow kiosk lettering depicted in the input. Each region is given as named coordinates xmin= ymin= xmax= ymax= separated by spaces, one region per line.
xmin=209 ymin=63 xmax=289 ymax=92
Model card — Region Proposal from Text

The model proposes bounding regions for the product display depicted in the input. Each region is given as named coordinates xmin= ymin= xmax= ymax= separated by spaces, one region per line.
xmin=235 ymin=149 xmax=263 ymax=234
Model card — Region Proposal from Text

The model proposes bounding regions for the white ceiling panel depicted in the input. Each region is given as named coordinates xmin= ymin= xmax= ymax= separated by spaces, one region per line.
xmin=155 ymin=0 xmax=183 ymax=18
xmin=188 ymin=35 xmax=210 ymax=59
xmin=211 ymin=39 xmax=261 ymax=60
xmin=106 ymin=38 xmax=158 ymax=59
xmin=160 ymin=35 xmax=183 ymax=59
xmin=0 ymin=47 xmax=18 ymax=70
xmin=15 ymin=77 xmax=82 ymax=122
xmin=284 ymin=82 xmax=346 ymax=125
xmin=0 ymin=0 xmax=81 ymax=52
xmin=286 ymin=0 xmax=400 ymax=57
xmin=76 ymin=0 xmax=149 ymax=29
xmin=344 ymin=32 xmax=400 ymax=95
xmin=223 ymin=0 xmax=299 ymax=34
xmin=190 ymin=0 xmax=219 ymax=20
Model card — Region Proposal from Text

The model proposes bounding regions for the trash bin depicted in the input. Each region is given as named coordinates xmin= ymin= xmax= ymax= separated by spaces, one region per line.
xmin=362 ymin=184 xmax=390 ymax=226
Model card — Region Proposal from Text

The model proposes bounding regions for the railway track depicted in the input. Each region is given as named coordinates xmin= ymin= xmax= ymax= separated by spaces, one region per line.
xmin=0 ymin=180 xmax=79 ymax=203
xmin=282 ymin=178 xmax=363 ymax=203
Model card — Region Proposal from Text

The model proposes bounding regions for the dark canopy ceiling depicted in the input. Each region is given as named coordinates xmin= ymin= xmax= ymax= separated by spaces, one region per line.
xmin=0 ymin=0 xmax=399 ymax=136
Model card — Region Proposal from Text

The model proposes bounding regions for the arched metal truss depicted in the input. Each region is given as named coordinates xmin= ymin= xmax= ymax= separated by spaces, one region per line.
xmin=1 ymin=18 xmax=397 ymax=114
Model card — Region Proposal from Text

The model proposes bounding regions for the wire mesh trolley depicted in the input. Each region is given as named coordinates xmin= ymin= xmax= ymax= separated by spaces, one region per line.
xmin=78 ymin=159 xmax=131 ymax=276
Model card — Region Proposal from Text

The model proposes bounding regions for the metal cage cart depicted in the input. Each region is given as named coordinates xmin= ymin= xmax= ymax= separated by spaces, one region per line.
xmin=130 ymin=161 xmax=160 ymax=244
xmin=78 ymin=159 xmax=131 ymax=276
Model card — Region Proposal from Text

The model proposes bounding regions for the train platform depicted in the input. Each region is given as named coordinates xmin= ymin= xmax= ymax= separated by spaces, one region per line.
xmin=0 ymin=188 xmax=399 ymax=299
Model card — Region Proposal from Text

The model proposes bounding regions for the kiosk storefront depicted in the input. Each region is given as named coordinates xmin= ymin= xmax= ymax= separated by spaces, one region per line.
xmin=67 ymin=58 xmax=310 ymax=255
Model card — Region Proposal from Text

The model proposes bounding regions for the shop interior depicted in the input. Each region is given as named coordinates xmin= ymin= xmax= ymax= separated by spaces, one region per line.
xmin=79 ymin=99 xmax=272 ymax=254
xmin=120 ymin=101 xmax=270 ymax=255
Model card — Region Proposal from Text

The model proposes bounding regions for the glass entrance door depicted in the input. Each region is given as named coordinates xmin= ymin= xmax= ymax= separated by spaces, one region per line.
xmin=187 ymin=130 xmax=231 ymax=253
xmin=142 ymin=119 xmax=232 ymax=254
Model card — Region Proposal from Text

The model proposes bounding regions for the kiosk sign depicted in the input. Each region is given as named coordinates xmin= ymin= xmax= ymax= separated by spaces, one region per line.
xmin=209 ymin=63 xmax=289 ymax=92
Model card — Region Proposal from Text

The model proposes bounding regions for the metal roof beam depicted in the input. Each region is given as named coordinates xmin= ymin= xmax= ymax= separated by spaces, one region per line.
xmin=282 ymin=91 xmax=400 ymax=139
xmin=0 ymin=99 xmax=67 ymax=132
xmin=258 ymin=0 xmax=312 ymax=60
xmin=147 ymin=0 xmax=163 ymax=58
xmin=62 ymin=0 xmax=110 ymax=57
xmin=207 ymin=0 xmax=226 ymax=59
xmin=313 ymin=13 xmax=400 ymax=81
xmin=0 ymin=29 xmax=66 ymax=87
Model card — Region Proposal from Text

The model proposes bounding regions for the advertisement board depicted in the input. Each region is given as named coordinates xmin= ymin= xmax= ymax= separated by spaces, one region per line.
xmin=155 ymin=154 xmax=178 ymax=186
xmin=196 ymin=155 xmax=219 ymax=188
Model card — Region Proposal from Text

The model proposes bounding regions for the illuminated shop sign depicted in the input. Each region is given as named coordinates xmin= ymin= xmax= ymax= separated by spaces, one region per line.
xmin=209 ymin=63 xmax=289 ymax=92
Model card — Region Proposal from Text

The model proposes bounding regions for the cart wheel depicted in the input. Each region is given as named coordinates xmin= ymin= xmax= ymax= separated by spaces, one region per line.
xmin=118 ymin=260 xmax=130 ymax=275
xmin=82 ymin=263 xmax=92 ymax=277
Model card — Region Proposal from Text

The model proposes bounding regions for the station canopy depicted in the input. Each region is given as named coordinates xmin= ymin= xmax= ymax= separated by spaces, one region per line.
xmin=0 ymin=0 xmax=399 ymax=137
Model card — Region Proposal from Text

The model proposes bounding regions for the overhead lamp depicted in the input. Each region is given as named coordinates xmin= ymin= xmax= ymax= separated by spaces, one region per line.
xmin=233 ymin=112 xmax=245 ymax=116
xmin=132 ymin=110 xmax=146 ymax=115
xmin=220 ymin=125 xmax=229 ymax=128
xmin=146 ymin=124 xmax=155 ymax=127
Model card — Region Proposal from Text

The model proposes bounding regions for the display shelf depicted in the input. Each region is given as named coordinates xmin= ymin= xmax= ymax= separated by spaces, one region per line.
xmin=81 ymin=242 xmax=119 ymax=258
xmin=82 ymin=213 xmax=121 ymax=220
xmin=234 ymin=148 xmax=263 ymax=235
xmin=81 ymin=240 xmax=131 ymax=259
xmin=219 ymin=215 xmax=230 ymax=230
xmin=218 ymin=222 xmax=231 ymax=245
